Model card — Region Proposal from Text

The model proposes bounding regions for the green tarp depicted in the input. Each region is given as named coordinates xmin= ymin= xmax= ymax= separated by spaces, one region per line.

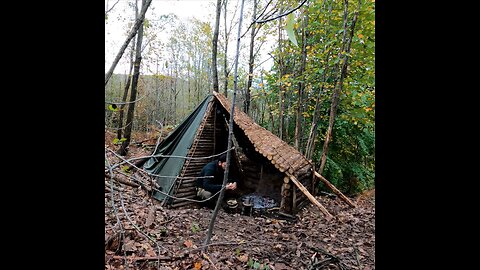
xmin=143 ymin=95 xmax=213 ymax=201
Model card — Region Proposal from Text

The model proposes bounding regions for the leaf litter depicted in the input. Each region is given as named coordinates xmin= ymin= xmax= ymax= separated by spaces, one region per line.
xmin=105 ymin=134 xmax=375 ymax=270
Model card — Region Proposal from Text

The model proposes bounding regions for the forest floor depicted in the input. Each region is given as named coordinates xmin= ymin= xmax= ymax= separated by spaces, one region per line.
xmin=105 ymin=131 xmax=375 ymax=270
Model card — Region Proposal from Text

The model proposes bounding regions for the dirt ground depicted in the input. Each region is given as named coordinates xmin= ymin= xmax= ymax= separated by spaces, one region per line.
xmin=105 ymin=131 xmax=375 ymax=270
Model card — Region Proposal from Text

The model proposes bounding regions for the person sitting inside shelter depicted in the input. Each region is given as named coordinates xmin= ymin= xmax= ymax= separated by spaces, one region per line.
xmin=196 ymin=153 xmax=237 ymax=207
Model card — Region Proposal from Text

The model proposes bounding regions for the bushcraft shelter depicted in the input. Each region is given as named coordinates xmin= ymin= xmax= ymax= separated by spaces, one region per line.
xmin=143 ymin=92 xmax=315 ymax=214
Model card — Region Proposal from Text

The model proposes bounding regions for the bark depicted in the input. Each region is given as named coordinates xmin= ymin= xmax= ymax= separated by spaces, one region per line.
xmin=172 ymin=54 xmax=179 ymax=123
xmin=118 ymin=0 xmax=146 ymax=156
xmin=304 ymin=52 xmax=331 ymax=160
xmin=318 ymin=0 xmax=359 ymax=174
xmin=260 ymin=70 xmax=275 ymax=131
xmin=117 ymin=3 xmax=138 ymax=140
xmin=278 ymin=15 xmax=285 ymax=140
xmin=294 ymin=9 xmax=308 ymax=152
xmin=105 ymin=0 xmax=153 ymax=86
xmin=244 ymin=0 xmax=257 ymax=115
xmin=105 ymin=173 xmax=140 ymax=189
xmin=223 ymin=0 xmax=229 ymax=96
xmin=305 ymin=0 xmax=335 ymax=161
xmin=212 ymin=0 xmax=222 ymax=93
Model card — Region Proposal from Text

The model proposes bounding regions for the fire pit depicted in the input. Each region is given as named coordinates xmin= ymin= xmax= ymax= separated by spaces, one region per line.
xmin=239 ymin=193 xmax=278 ymax=216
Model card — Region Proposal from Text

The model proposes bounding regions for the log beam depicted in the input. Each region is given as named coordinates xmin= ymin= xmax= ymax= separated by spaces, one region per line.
xmin=314 ymin=171 xmax=356 ymax=208
xmin=286 ymin=172 xmax=333 ymax=220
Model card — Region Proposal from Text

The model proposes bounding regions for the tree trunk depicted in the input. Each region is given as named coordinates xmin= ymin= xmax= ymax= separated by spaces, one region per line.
xmin=244 ymin=0 xmax=257 ymax=115
xmin=105 ymin=0 xmax=152 ymax=86
xmin=305 ymin=0 xmax=336 ymax=161
xmin=278 ymin=15 xmax=285 ymax=140
xmin=117 ymin=0 xmax=146 ymax=156
xmin=212 ymin=0 xmax=222 ymax=93
xmin=223 ymin=0 xmax=229 ymax=96
xmin=304 ymin=51 xmax=332 ymax=161
xmin=116 ymin=2 xmax=138 ymax=140
xmin=294 ymin=9 xmax=308 ymax=152
xmin=187 ymin=54 xmax=191 ymax=105
xmin=318 ymin=0 xmax=360 ymax=174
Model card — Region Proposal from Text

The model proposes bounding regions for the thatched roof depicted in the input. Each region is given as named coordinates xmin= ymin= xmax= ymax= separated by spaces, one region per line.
xmin=213 ymin=92 xmax=312 ymax=176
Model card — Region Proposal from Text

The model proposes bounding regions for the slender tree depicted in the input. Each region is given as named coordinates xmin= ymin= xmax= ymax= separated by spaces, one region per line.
xmin=105 ymin=0 xmax=153 ymax=86
xmin=304 ymin=51 xmax=331 ymax=161
xmin=222 ymin=0 xmax=239 ymax=96
xmin=212 ymin=0 xmax=222 ymax=93
xmin=223 ymin=1 xmax=229 ymax=96
xmin=318 ymin=0 xmax=361 ymax=174
xmin=244 ymin=0 xmax=257 ymax=115
xmin=118 ymin=0 xmax=146 ymax=156
xmin=117 ymin=1 xmax=138 ymax=140
xmin=105 ymin=0 xmax=120 ymax=17
xmin=294 ymin=7 xmax=308 ymax=152
xmin=277 ymin=14 xmax=285 ymax=140
xmin=304 ymin=0 xmax=335 ymax=161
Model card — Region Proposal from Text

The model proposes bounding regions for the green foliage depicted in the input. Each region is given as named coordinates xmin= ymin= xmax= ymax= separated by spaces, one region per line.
xmin=143 ymin=18 xmax=150 ymax=28
xmin=318 ymin=120 xmax=375 ymax=195
xmin=190 ymin=222 xmax=200 ymax=233
xmin=108 ymin=104 xmax=119 ymax=112
xmin=113 ymin=137 xmax=127 ymax=145
xmin=285 ymin=13 xmax=298 ymax=47
xmin=103 ymin=0 xmax=375 ymax=196
xmin=258 ymin=0 xmax=375 ymax=195
xmin=247 ymin=258 xmax=254 ymax=268
xmin=122 ymin=166 xmax=131 ymax=174
xmin=245 ymin=257 xmax=271 ymax=270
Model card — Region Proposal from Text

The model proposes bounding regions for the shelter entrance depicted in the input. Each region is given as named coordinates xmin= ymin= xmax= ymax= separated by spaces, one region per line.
xmin=144 ymin=93 xmax=314 ymax=215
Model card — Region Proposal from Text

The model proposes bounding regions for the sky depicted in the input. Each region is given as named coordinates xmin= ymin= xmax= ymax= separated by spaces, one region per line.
xmin=105 ymin=0 xmax=274 ymax=75
xmin=105 ymin=0 xmax=216 ymax=74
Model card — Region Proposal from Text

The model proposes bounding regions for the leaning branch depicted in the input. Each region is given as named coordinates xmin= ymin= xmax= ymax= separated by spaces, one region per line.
xmin=254 ymin=0 xmax=308 ymax=24
xmin=105 ymin=0 xmax=120 ymax=16
xmin=314 ymin=171 xmax=356 ymax=208
xmin=286 ymin=172 xmax=333 ymax=220
xmin=105 ymin=0 xmax=153 ymax=86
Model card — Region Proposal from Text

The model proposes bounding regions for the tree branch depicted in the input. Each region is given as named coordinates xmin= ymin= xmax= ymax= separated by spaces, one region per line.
xmin=105 ymin=0 xmax=120 ymax=16
xmin=105 ymin=0 xmax=153 ymax=86
xmin=255 ymin=0 xmax=308 ymax=24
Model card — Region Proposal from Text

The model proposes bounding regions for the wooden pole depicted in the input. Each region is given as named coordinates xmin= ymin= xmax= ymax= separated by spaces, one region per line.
xmin=314 ymin=171 xmax=356 ymax=208
xmin=203 ymin=0 xmax=246 ymax=252
xmin=286 ymin=172 xmax=333 ymax=220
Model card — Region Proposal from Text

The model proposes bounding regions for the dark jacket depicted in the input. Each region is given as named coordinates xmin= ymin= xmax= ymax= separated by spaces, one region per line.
xmin=197 ymin=160 xmax=225 ymax=194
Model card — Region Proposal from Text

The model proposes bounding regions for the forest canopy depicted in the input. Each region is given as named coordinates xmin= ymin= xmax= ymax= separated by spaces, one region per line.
xmin=105 ymin=0 xmax=375 ymax=195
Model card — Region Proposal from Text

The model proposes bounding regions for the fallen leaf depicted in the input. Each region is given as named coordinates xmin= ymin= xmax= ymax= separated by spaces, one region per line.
xmin=122 ymin=239 xmax=136 ymax=252
xmin=184 ymin=240 xmax=193 ymax=248
xmin=147 ymin=248 xmax=156 ymax=257
xmin=238 ymin=254 xmax=249 ymax=263
xmin=194 ymin=261 xmax=202 ymax=270
xmin=274 ymin=262 xmax=291 ymax=270
xmin=145 ymin=205 xmax=156 ymax=228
